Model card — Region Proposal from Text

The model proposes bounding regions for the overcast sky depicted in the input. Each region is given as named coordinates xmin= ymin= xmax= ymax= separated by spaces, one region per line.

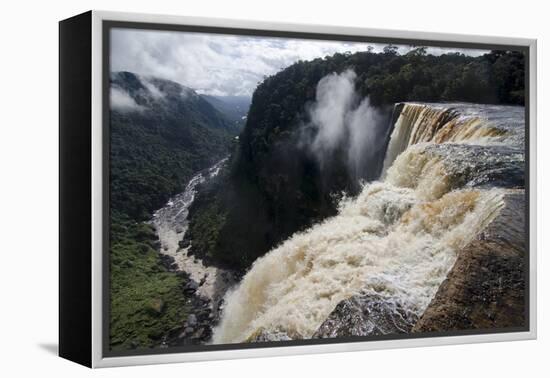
xmin=111 ymin=28 xmax=490 ymax=97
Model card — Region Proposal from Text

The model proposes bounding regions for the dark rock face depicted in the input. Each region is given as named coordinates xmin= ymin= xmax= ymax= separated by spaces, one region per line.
xmin=313 ymin=294 xmax=418 ymax=338
xmin=413 ymin=191 xmax=526 ymax=332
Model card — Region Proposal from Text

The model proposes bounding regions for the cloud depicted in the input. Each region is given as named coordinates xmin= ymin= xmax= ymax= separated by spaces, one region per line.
xmin=110 ymin=28 xmax=489 ymax=97
xmin=110 ymin=28 xmax=372 ymax=96
xmin=140 ymin=78 xmax=164 ymax=99
xmin=110 ymin=87 xmax=143 ymax=112
xmin=347 ymin=97 xmax=386 ymax=180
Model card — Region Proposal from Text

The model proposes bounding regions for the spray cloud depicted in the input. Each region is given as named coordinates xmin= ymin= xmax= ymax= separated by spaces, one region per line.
xmin=307 ymin=69 xmax=385 ymax=180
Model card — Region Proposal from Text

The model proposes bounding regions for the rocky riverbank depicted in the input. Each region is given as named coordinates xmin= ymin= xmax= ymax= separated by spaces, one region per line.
xmin=152 ymin=229 xmax=239 ymax=347
xmin=150 ymin=160 xmax=239 ymax=347
xmin=154 ymin=253 xmax=224 ymax=346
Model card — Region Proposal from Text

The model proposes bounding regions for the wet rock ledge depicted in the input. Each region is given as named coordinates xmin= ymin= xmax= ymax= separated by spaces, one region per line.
xmin=413 ymin=191 xmax=526 ymax=332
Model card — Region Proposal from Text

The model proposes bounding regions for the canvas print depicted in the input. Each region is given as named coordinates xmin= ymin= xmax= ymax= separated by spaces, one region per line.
xmin=107 ymin=26 xmax=527 ymax=353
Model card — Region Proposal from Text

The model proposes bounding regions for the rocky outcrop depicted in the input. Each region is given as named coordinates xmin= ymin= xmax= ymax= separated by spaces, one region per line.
xmin=313 ymin=294 xmax=418 ymax=338
xmin=413 ymin=191 xmax=526 ymax=332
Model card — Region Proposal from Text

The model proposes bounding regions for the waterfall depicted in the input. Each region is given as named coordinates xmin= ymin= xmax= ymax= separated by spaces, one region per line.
xmin=381 ymin=103 xmax=509 ymax=177
xmin=212 ymin=102 xmax=523 ymax=344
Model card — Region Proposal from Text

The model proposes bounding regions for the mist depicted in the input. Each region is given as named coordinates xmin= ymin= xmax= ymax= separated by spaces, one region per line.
xmin=140 ymin=78 xmax=165 ymax=100
xmin=347 ymin=97 xmax=386 ymax=180
xmin=110 ymin=86 xmax=144 ymax=112
xmin=306 ymin=69 xmax=387 ymax=181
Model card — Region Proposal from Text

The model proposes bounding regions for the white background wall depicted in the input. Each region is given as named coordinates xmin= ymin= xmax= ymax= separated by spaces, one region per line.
xmin=0 ymin=0 xmax=546 ymax=376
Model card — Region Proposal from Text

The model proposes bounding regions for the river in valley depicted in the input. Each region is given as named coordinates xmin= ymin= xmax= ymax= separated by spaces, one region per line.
xmin=152 ymin=158 xmax=236 ymax=316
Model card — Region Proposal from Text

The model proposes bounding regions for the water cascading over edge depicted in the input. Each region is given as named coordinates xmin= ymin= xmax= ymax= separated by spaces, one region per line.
xmin=381 ymin=103 xmax=510 ymax=177
xmin=212 ymin=102 xmax=522 ymax=344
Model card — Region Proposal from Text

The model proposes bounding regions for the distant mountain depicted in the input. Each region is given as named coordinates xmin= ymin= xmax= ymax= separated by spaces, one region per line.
xmin=202 ymin=95 xmax=251 ymax=129
xmin=109 ymin=71 xmax=237 ymax=220
xmin=111 ymin=71 xmax=241 ymax=134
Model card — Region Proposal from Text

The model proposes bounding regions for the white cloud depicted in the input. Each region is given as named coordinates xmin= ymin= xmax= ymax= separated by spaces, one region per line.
xmin=140 ymin=78 xmax=164 ymax=99
xmin=110 ymin=28 xmax=489 ymax=96
xmin=110 ymin=87 xmax=143 ymax=112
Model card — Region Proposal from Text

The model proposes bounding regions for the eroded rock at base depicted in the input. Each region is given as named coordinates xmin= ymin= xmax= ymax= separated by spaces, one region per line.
xmin=313 ymin=294 xmax=418 ymax=338
xmin=413 ymin=191 xmax=526 ymax=332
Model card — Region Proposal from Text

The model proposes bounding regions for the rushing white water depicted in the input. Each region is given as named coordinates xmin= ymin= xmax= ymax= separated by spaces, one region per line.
xmin=381 ymin=103 xmax=520 ymax=176
xmin=153 ymin=159 xmax=234 ymax=301
xmin=213 ymin=103 xmax=524 ymax=344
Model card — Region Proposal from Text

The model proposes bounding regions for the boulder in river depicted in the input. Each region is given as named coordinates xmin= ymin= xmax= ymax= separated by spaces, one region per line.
xmin=313 ymin=293 xmax=418 ymax=338
xmin=197 ymin=308 xmax=212 ymax=321
xmin=186 ymin=313 xmax=198 ymax=327
xmin=158 ymin=253 xmax=177 ymax=270
xmin=182 ymin=327 xmax=194 ymax=336
xmin=178 ymin=238 xmax=191 ymax=249
xmin=183 ymin=280 xmax=199 ymax=295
